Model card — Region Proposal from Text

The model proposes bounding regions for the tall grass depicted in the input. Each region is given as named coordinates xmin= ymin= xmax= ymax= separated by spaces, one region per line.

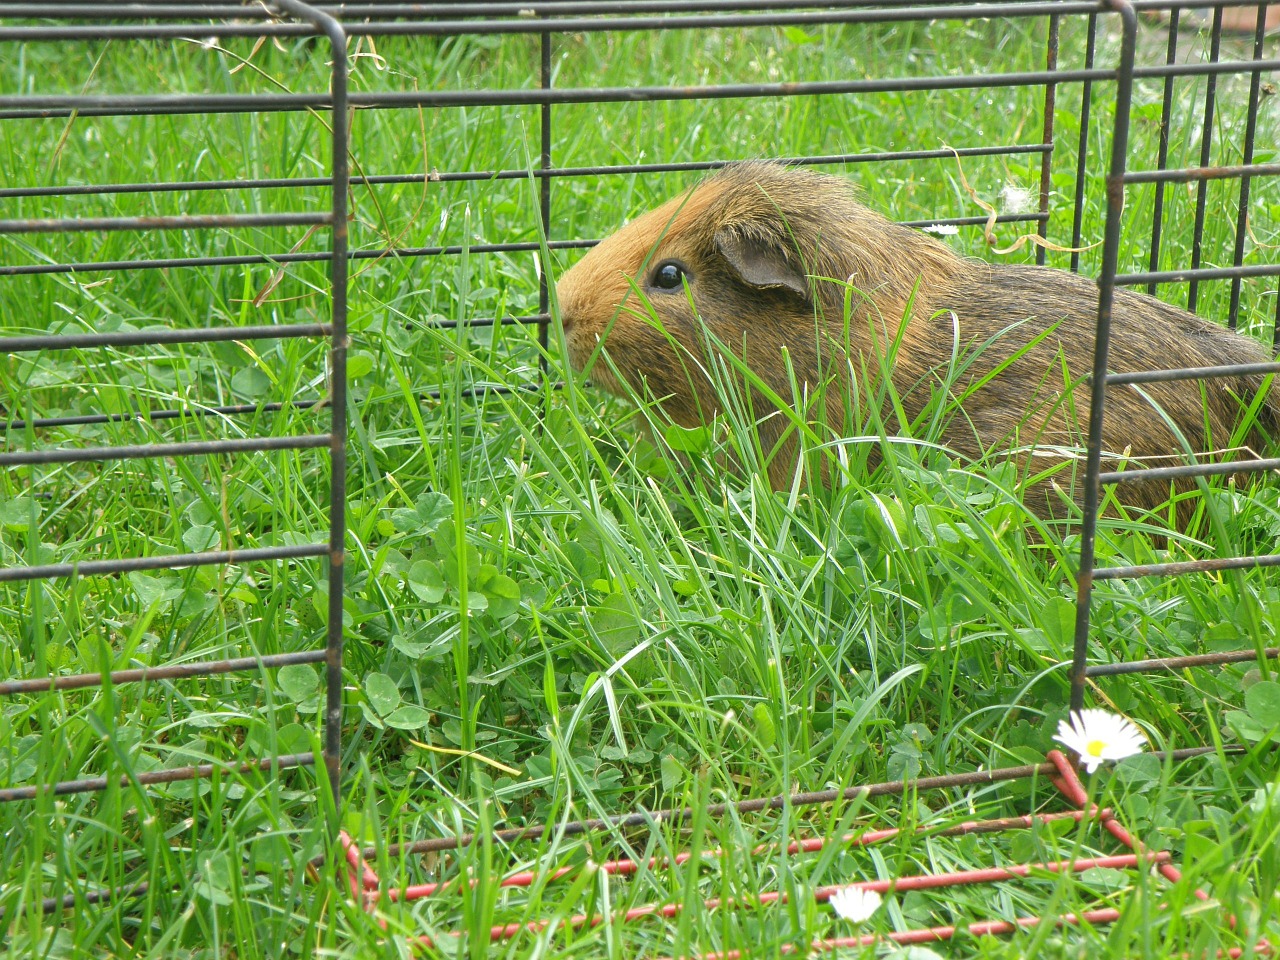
xmin=0 ymin=11 xmax=1277 ymax=958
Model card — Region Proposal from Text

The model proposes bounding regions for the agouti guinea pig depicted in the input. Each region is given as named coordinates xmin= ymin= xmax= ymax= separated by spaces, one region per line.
xmin=555 ymin=161 xmax=1277 ymax=520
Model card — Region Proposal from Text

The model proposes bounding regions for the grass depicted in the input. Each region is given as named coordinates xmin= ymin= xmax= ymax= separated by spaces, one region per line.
xmin=1 ymin=8 xmax=1279 ymax=958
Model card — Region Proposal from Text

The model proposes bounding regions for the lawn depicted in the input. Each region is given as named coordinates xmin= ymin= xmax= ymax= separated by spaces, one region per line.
xmin=0 ymin=6 xmax=1278 ymax=958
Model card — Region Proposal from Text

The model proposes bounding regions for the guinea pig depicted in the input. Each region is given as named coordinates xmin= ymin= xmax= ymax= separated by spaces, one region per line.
xmin=554 ymin=160 xmax=1277 ymax=520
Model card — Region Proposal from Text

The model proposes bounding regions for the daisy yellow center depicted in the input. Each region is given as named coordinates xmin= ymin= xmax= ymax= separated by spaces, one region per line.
xmin=1086 ymin=740 xmax=1106 ymax=757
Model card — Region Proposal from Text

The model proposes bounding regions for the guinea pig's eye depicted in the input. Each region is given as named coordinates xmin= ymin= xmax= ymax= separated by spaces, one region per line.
xmin=651 ymin=261 xmax=688 ymax=291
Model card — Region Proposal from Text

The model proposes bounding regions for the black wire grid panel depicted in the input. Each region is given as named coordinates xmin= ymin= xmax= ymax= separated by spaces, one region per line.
xmin=0 ymin=1 xmax=350 ymax=817
xmin=0 ymin=0 xmax=1277 ymax=929
xmin=1068 ymin=0 xmax=1280 ymax=712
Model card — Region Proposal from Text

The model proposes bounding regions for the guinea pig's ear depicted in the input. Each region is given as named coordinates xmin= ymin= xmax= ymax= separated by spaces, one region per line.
xmin=713 ymin=225 xmax=811 ymax=302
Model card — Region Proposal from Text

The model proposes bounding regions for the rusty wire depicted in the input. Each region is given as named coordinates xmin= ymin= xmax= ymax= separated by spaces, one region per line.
xmin=2 ymin=0 xmax=1277 ymax=948
xmin=0 ymin=0 xmax=352 ymax=835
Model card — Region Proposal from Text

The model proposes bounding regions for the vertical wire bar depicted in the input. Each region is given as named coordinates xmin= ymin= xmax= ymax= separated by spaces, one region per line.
xmin=325 ymin=24 xmax=350 ymax=814
xmin=1273 ymin=277 xmax=1280 ymax=354
xmin=1186 ymin=5 xmax=1222 ymax=315
xmin=1226 ymin=8 xmax=1267 ymax=331
xmin=1035 ymin=11 xmax=1060 ymax=267
xmin=539 ymin=29 xmax=553 ymax=371
xmin=1069 ymin=11 xmax=1098 ymax=273
xmin=273 ymin=0 xmax=350 ymax=812
xmin=1070 ymin=0 xmax=1137 ymax=715
xmin=1146 ymin=6 xmax=1180 ymax=295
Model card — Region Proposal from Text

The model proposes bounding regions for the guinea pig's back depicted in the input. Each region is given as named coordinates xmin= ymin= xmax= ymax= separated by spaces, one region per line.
xmin=920 ymin=263 xmax=1275 ymax=471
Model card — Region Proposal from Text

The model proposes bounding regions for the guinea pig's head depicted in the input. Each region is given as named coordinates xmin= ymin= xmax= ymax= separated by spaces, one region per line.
xmin=554 ymin=161 xmax=960 ymax=428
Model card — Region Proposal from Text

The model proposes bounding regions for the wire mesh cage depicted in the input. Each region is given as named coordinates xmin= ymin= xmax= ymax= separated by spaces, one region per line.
xmin=0 ymin=0 xmax=350 ymax=923
xmin=1 ymin=0 xmax=1277 ymax=954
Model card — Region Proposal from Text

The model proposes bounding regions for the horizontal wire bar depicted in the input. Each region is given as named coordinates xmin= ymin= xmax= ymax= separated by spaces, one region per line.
xmin=1092 ymin=552 xmax=1280 ymax=579
xmin=0 ymin=648 xmax=328 ymax=696
xmin=0 ymin=0 xmax=1118 ymax=20
xmin=0 ymin=68 xmax=1112 ymax=118
xmin=430 ymin=313 xmax=549 ymax=331
xmin=0 ymin=434 xmax=331 ymax=467
xmin=1098 ymin=456 xmax=1280 ymax=485
xmin=808 ymin=906 xmax=1214 ymax=959
xmin=351 ymin=745 xmax=1236 ymax=863
xmin=0 ymin=213 xmax=1039 ymax=278
xmin=1116 ymin=262 xmax=1280 ymax=285
xmin=0 ymin=323 xmax=330 ymax=353
xmin=2 ymin=377 xmax=529 ymax=434
xmin=1124 ymin=161 xmax=1280 ymax=184
xmin=6 ymin=1 xmax=1280 ymax=44
xmin=3 ymin=381 xmax=547 ymax=434
xmin=381 ymin=809 xmax=1100 ymax=900
xmin=0 ymin=212 xmax=329 ymax=235
xmin=31 ymin=881 xmax=150 ymax=920
xmin=375 ymin=0 xmax=1280 ymax=10
xmin=1086 ymin=647 xmax=1280 ymax=676
xmin=1132 ymin=0 xmax=1280 ymax=7
xmin=17 ymin=800 xmax=1090 ymax=921
xmin=0 ymin=239 xmax=594 ymax=277
xmin=383 ymin=809 xmax=1097 ymax=897
xmin=0 ymin=752 xmax=315 ymax=803
xmin=1 ymin=2 xmax=264 ymax=15
xmin=360 ymin=0 xmax=1280 ymax=10
xmin=0 ymin=144 xmax=1050 ymax=200
xmin=376 ymin=763 xmax=1061 ymax=859
xmin=903 ymin=213 xmax=1044 ymax=229
xmin=0 ymin=4 xmax=1111 ymax=43
xmin=0 ymin=543 xmax=327 ymax=585
xmin=8 ymin=58 xmax=1273 ymax=122
xmin=1 ymin=399 xmax=324 ymax=433
xmin=422 ymin=380 xmax=557 ymax=401
xmin=0 ymin=174 xmax=350 ymax=200
xmin=425 ymin=851 xmax=1170 ymax=947
xmin=1106 ymin=360 xmax=1280 ymax=386
xmin=1136 ymin=45 xmax=1280 ymax=75
xmin=10 ymin=0 xmax=1280 ymax=20
xmin=833 ymin=852 xmax=1170 ymax=903
xmin=519 ymin=859 xmax=1176 ymax=950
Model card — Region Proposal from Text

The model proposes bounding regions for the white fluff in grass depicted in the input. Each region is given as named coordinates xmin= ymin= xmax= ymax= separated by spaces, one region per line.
xmin=921 ymin=223 xmax=959 ymax=236
xmin=1054 ymin=709 xmax=1146 ymax=773
xmin=828 ymin=886 xmax=882 ymax=923
xmin=999 ymin=182 xmax=1035 ymax=214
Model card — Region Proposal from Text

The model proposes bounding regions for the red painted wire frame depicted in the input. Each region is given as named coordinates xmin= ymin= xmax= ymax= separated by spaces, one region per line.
xmin=346 ymin=808 xmax=1097 ymax=903
xmin=696 ymin=909 xmax=1274 ymax=960
xmin=1049 ymin=752 xmax=1271 ymax=956
xmin=472 ymin=852 xmax=1167 ymax=946
xmin=1048 ymin=748 xmax=1196 ymax=893
xmin=339 ymin=841 xmax=1162 ymax=947
xmin=337 ymin=749 xmax=1270 ymax=954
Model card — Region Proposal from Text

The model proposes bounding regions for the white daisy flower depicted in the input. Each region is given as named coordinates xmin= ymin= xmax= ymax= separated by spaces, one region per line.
xmin=1054 ymin=709 xmax=1146 ymax=774
xmin=921 ymin=223 xmax=960 ymax=236
xmin=828 ymin=885 xmax=882 ymax=923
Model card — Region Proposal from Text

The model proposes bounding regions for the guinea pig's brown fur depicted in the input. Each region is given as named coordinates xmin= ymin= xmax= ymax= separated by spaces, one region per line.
xmin=555 ymin=161 xmax=1277 ymax=520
